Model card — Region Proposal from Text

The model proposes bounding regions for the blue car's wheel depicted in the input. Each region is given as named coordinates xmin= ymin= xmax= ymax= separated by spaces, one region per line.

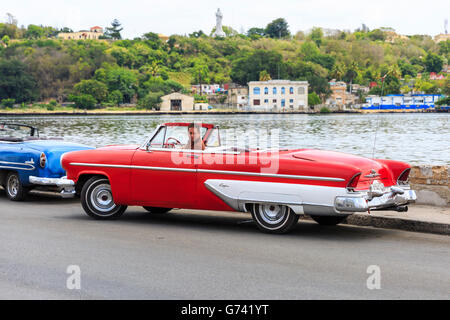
xmin=5 ymin=172 xmax=28 ymax=201
xmin=81 ymin=176 xmax=127 ymax=220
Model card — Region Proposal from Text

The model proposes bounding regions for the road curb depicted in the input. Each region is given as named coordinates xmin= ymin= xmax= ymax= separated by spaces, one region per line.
xmin=301 ymin=214 xmax=450 ymax=235
xmin=344 ymin=214 xmax=450 ymax=235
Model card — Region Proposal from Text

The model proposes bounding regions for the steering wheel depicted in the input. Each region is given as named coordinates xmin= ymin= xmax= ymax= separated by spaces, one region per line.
xmin=165 ymin=137 xmax=181 ymax=148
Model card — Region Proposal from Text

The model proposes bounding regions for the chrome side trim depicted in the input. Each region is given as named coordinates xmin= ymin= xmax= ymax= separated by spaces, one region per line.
xmin=204 ymin=179 xmax=351 ymax=215
xmin=198 ymin=169 xmax=344 ymax=182
xmin=69 ymin=162 xmax=344 ymax=182
xmin=69 ymin=162 xmax=196 ymax=173
xmin=0 ymin=160 xmax=35 ymax=171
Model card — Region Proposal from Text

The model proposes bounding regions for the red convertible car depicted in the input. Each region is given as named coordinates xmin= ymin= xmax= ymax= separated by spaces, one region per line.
xmin=61 ymin=122 xmax=416 ymax=233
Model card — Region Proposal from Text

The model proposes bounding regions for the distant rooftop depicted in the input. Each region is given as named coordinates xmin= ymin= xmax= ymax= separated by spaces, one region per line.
xmin=248 ymin=79 xmax=308 ymax=84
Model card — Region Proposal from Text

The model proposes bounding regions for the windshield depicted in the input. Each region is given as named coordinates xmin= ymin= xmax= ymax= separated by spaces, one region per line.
xmin=148 ymin=126 xmax=220 ymax=149
xmin=0 ymin=124 xmax=38 ymax=141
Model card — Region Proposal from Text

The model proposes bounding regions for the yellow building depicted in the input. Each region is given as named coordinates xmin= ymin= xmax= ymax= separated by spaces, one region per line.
xmin=434 ymin=33 xmax=450 ymax=43
xmin=160 ymin=93 xmax=194 ymax=111
xmin=58 ymin=26 xmax=104 ymax=40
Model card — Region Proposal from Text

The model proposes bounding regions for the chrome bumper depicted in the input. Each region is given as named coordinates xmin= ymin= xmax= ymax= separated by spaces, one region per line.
xmin=334 ymin=187 xmax=417 ymax=212
xmin=29 ymin=176 xmax=76 ymax=198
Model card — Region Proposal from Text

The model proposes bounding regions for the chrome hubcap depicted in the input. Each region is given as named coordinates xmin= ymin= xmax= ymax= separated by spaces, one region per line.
xmin=90 ymin=183 xmax=116 ymax=213
xmin=7 ymin=175 xmax=19 ymax=197
xmin=258 ymin=204 xmax=286 ymax=225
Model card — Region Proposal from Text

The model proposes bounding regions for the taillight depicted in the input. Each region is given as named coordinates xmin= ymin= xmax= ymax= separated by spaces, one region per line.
xmin=347 ymin=173 xmax=361 ymax=191
xmin=397 ymin=168 xmax=411 ymax=185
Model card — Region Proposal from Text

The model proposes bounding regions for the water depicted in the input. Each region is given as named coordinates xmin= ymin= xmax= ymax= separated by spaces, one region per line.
xmin=1 ymin=113 xmax=448 ymax=165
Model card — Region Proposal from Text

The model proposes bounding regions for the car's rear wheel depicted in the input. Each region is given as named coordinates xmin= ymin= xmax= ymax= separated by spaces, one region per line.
xmin=311 ymin=216 xmax=347 ymax=226
xmin=250 ymin=203 xmax=299 ymax=234
xmin=81 ymin=177 xmax=127 ymax=220
xmin=5 ymin=172 xmax=28 ymax=201
xmin=143 ymin=207 xmax=172 ymax=214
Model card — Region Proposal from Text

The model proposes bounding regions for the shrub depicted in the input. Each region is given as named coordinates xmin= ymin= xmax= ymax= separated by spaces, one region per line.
xmin=108 ymin=90 xmax=123 ymax=106
xmin=319 ymin=106 xmax=331 ymax=114
xmin=308 ymin=92 xmax=321 ymax=106
xmin=68 ymin=94 xmax=97 ymax=109
xmin=435 ymin=96 xmax=450 ymax=106
xmin=1 ymin=98 xmax=15 ymax=108
xmin=138 ymin=91 xmax=164 ymax=110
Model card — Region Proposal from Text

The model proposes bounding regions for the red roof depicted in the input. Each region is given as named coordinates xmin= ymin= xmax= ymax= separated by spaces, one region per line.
xmin=91 ymin=26 xmax=102 ymax=29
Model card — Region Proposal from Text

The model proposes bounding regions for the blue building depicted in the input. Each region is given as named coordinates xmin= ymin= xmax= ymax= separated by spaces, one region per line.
xmin=362 ymin=94 xmax=444 ymax=110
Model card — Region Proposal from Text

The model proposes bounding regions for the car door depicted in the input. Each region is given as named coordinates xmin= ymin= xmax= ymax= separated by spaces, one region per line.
xmin=130 ymin=126 xmax=197 ymax=208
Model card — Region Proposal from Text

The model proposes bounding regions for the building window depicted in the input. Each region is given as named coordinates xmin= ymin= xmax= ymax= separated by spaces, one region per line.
xmin=272 ymin=99 xmax=277 ymax=103
xmin=273 ymin=87 xmax=277 ymax=94
xmin=281 ymin=87 xmax=285 ymax=94
xmin=253 ymin=87 xmax=260 ymax=95
xmin=289 ymin=87 xmax=294 ymax=94
xmin=298 ymin=87 xmax=305 ymax=95
xmin=289 ymin=99 xmax=294 ymax=103
xmin=264 ymin=99 xmax=269 ymax=103
xmin=253 ymin=99 xmax=260 ymax=106
xmin=264 ymin=87 xmax=268 ymax=94
xmin=281 ymin=99 xmax=286 ymax=107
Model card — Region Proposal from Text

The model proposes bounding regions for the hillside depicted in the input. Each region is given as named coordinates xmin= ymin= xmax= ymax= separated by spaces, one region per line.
xmin=0 ymin=25 xmax=449 ymax=109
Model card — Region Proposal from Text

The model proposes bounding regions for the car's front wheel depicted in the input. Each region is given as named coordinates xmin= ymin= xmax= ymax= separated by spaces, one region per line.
xmin=81 ymin=177 xmax=127 ymax=220
xmin=5 ymin=172 xmax=28 ymax=201
xmin=311 ymin=216 xmax=347 ymax=226
xmin=250 ymin=203 xmax=299 ymax=234
xmin=143 ymin=207 xmax=172 ymax=214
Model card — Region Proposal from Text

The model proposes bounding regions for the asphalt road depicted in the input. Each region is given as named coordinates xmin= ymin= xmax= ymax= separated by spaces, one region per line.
xmin=0 ymin=190 xmax=449 ymax=300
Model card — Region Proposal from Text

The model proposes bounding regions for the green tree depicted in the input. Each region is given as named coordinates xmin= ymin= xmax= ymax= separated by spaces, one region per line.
xmin=108 ymin=90 xmax=123 ymax=106
xmin=1 ymin=35 xmax=10 ymax=46
xmin=308 ymin=27 xmax=323 ymax=47
xmin=308 ymin=92 xmax=321 ymax=106
xmin=424 ymin=52 xmax=444 ymax=73
xmin=259 ymin=70 xmax=271 ymax=81
xmin=104 ymin=19 xmax=123 ymax=40
xmin=74 ymin=79 xmax=109 ymax=103
xmin=435 ymin=96 xmax=450 ymax=106
xmin=247 ymin=27 xmax=265 ymax=39
xmin=1 ymin=98 xmax=15 ymax=108
xmin=103 ymin=67 xmax=138 ymax=102
xmin=0 ymin=59 xmax=38 ymax=102
xmin=142 ymin=32 xmax=163 ymax=49
xmin=68 ymin=93 xmax=97 ymax=109
xmin=24 ymin=25 xmax=45 ymax=39
xmin=265 ymin=18 xmax=290 ymax=39
xmin=189 ymin=30 xmax=206 ymax=38
xmin=231 ymin=50 xmax=285 ymax=85
xmin=192 ymin=63 xmax=209 ymax=88
xmin=138 ymin=91 xmax=164 ymax=109
xmin=368 ymin=29 xmax=386 ymax=41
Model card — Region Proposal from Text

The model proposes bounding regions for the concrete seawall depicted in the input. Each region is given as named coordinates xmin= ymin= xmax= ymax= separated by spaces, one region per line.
xmin=410 ymin=165 xmax=449 ymax=206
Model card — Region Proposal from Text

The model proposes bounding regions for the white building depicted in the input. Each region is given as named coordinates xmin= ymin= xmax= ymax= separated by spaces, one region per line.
xmin=248 ymin=80 xmax=308 ymax=111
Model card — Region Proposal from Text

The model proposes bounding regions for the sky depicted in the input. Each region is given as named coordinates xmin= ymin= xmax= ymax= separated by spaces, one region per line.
xmin=1 ymin=0 xmax=449 ymax=39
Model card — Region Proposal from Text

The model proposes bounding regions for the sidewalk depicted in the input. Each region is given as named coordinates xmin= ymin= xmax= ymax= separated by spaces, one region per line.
xmin=342 ymin=204 xmax=450 ymax=235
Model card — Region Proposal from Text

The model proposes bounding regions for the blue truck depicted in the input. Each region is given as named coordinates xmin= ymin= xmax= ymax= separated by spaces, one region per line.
xmin=0 ymin=123 xmax=93 ymax=201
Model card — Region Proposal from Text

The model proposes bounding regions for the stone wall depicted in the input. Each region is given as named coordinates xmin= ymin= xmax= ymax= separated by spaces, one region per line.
xmin=409 ymin=165 xmax=449 ymax=206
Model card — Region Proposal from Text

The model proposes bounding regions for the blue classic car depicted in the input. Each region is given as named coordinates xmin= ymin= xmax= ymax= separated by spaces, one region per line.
xmin=0 ymin=123 xmax=93 ymax=201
